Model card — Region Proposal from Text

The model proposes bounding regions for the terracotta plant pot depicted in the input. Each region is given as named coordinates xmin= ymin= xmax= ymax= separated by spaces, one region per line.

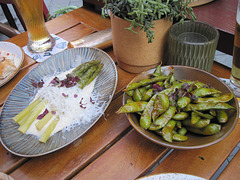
xmin=111 ymin=13 xmax=172 ymax=73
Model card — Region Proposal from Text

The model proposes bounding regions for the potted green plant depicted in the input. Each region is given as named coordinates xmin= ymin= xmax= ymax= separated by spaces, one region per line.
xmin=102 ymin=0 xmax=196 ymax=73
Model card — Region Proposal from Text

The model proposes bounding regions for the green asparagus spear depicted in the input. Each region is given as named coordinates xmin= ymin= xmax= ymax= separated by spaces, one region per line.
xmin=71 ymin=60 xmax=100 ymax=77
xmin=18 ymin=102 xmax=45 ymax=134
xmin=78 ymin=66 xmax=97 ymax=89
xmin=86 ymin=63 xmax=103 ymax=85
xmin=18 ymin=115 xmax=29 ymax=126
xmin=35 ymin=112 xmax=53 ymax=130
xmin=13 ymin=99 xmax=41 ymax=123
xmin=39 ymin=116 xmax=59 ymax=143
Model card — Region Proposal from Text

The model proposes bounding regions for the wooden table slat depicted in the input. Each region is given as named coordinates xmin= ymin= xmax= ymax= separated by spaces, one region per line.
xmin=57 ymin=23 xmax=96 ymax=43
xmin=147 ymin=120 xmax=240 ymax=180
xmin=218 ymin=147 xmax=240 ymax=180
xmin=193 ymin=0 xmax=237 ymax=35
xmin=72 ymin=129 xmax=170 ymax=180
xmin=70 ymin=8 xmax=111 ymax=31
xmin=0 ymin=2 xmax=239 ymax=179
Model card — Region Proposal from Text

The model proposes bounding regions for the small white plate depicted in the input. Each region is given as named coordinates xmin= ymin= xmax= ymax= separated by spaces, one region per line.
xmin=138 ymin=173 xmax=206 ymax=180
xmin=0 ymin=42 xmax=24 ymax=87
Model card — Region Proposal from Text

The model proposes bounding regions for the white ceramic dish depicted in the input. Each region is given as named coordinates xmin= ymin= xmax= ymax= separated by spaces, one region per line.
xmin=138 ymin=173 xmax=206 ymax=180
xmin=0 ymin=47 xmax=118 ymax=157
xmin=0 ymin=42 xmax=24 ymax=87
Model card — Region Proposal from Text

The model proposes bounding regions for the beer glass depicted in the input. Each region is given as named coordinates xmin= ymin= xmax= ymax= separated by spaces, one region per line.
xmin=230 ymin=0 xmax=240 ymax=96
xmin=14 ymin=0 xmax=55 ymax=53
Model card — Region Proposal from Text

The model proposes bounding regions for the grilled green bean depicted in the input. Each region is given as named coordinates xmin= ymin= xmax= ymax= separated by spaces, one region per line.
xmin=183 ymin=119 xmax=210 ymax=129
xmin=140 ymin=95 xmax=156 ymax=129
xmin=142 ymin=89 xmax=153 ymax=101
xmin=173 ymin=134 xmax=188 ymax=141
xmin=191 ymin=111 xmax=201 ymax=124
xmin=176 ymin=121 xmax=182 ymax=129
xmin=186 ymin=123 xmax=221 ymax=135
xmin=162 ymin=126 xmax=173 ymax=142
xmin=193 ymin=87 xmax=222 ymax=97
xmin=126 ymin=90 xmax=134 ymax=96
xmin=172 ymin=112 xmax=189 ymax=120
xmin=154 ymin=106 xmax=176 ymax=127
xmin=194 ymin=93 xmax=234 ymax=103
xmin=124 ymin=75 xmax=169 ymax=91
xmin=183 ymin=102 xmax=235 ymax=111
xmin=192 ymin=110 xmax=214 ymax=119
xmin=151 ymin=65 xmax=162 ymax=76
xmin=152 ymin=93 xmax=169 ymax=121
xmin=178 ymin=127 xmax=187 ymax=135
xmin=217 ymin=110 xmax=228 ymax=123
xmin=133 ymin=88 xmax=142 ymax=102
xmin=177 ymin=96 xmax=191 ymax=109
xmin=161 ymin=120 xmax=177 ymax=142
xmin=116 ymin=101 xmax=147 ymax=113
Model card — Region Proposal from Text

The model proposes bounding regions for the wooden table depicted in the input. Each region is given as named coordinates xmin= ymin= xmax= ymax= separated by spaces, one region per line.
xmin=0 ymin=3 xmax=240 ymax=180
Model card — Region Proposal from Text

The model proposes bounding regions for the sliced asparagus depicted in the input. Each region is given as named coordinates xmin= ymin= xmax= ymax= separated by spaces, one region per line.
xmin=39 ymin=116 xmax=59 ymax=143
xmin=35 ymin=112 xmax=53 ymax=130
xmin=18 ymin=102 xmax=45 ymax=134
xmin=13 ymin=99 xmax=41 ymax=123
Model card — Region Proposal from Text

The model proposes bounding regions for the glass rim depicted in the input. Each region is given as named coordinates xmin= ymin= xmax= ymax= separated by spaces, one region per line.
xmin=169 ymin=20 xmax=220 ymax=45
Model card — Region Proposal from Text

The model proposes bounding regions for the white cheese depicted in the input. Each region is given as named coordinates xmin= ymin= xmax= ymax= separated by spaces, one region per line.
xmin=26 ymin=69 xmax=104 ymax=138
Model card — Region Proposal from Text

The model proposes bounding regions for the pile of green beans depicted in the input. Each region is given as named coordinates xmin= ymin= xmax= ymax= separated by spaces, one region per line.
xmin=117 ymin=65 xmax=236 ymax=143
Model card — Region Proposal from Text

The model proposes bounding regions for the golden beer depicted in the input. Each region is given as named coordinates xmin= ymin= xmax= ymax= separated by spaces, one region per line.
xmin=14 ymin=0 xmax=55 ymax=53
xmin=230 ymin=0 xmax=240 ymax=96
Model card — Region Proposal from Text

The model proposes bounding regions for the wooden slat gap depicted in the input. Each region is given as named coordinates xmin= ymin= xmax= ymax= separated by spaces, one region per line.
xmin=211 ymin=143 xmax=240 ymax=179
xmin=55 ymin=23 xmax=83 ymax=36
xmin=112 ymin=89 xmax=124 ymax=101
xmin=136 ymin=148 xmax=173 ymax=179
xmin=80 ymin=22 xmax=99 ymax=32
xmin=3 ymin=158 xmax=29 ymax=174
xmin=67 ymin=126 xmax=133 ymax=180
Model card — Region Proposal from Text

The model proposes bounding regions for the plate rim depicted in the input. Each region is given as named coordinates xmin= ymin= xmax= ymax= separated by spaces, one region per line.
xmin=138 ymin=172 xmax=207 ymax=180
xmin=0 ymin=47 xmax=118 ymax=157
xmin=0 ymin=42 xmax=25 ymax=87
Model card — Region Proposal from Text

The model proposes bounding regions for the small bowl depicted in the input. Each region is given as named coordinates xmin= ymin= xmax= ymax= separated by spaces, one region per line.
xmin=0 ymin=42 xmax=24 ymax=87
xmin=123 ymin=65 xmax=239 ymax=149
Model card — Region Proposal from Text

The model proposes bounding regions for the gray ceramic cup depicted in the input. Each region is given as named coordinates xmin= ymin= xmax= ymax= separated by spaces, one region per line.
xmin=167 ymin=21 xmax=219 ymax=72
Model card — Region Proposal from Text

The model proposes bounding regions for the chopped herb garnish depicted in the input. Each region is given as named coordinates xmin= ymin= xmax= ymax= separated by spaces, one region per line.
xmin=37 ymin=108 xmax=49 ymax=120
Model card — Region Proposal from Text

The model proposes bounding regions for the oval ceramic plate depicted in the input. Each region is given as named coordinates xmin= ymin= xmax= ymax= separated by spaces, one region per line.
xmin=0 ymin=47 xmax=118 ymax=157
xmin=0 ymin=42 xmax=24 ymax=87
xmin=124 ymin=65 xmax=239 ymax=149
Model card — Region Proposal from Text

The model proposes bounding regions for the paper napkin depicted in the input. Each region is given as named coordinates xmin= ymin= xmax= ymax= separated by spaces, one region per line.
xmin=23 ymin=34 xmax=68 ymax=63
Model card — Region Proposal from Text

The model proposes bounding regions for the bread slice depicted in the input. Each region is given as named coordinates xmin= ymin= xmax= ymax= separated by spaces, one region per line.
xmin=0 ymin=59 xmax=17 ymax=79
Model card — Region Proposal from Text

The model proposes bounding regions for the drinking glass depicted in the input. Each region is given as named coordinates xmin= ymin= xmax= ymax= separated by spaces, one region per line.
xmin=230 ymin=0 xmax=240 ymax=96
xmin=167 ymin=21 xmax=219 ymax=72
xmin=14 ymin=0 xmax=55 ymax=53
